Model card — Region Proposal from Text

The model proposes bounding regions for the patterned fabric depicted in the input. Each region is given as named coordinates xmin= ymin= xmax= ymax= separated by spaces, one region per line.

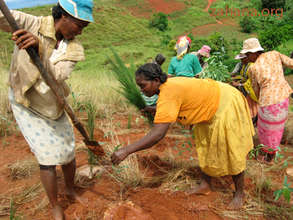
xmin=194 ymin=82 xmax=254 ymax=177
xmin=141 ymin=93 xmax=158 ymax=106
xmin=250 ymin=51 xmax=293 ymax=107
xmin=9 ymin=89 xmax=75 ymax=165
xmin=168 ymin=54 xmax=202 ymax=77
xmin=175 ymin=36 xmax=191 ymax=59
xmin=154 ymin=77 xmax=220 ymax=125
xmin=0 ymin=11 xmax=85 ymax=119
xmin=258 ymin=98 xmax=289 ymax=154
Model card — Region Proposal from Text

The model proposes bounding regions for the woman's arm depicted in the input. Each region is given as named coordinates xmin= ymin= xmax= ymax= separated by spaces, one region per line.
xmin=279 ymin=52 xmax=293 ymax=69
xmin=0 ymin=10 xmax=38 ymax=32
xmin=111 ymin=123 xmax=170 ymax=165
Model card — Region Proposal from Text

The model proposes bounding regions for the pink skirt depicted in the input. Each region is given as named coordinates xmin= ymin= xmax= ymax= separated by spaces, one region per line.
xmin=257 ymin=98 xmax=289 ymax=154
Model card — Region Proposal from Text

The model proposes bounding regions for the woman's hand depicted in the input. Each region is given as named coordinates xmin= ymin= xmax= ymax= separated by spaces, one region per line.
xmin=12 ymin=29 xmax=39 ymax=50
xmin=111 ymin=147 xmax=130 ymax=165
xmin=141 ymin=106 xmax=156 ymax=116
xmin=231 ymin=81 xmax=241 ymax=87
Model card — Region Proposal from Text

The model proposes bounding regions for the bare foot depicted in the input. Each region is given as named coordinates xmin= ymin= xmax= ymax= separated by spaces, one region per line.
xmin=186 ymin=181 xmax=211 ymax=195
xmin=227 ymin=192 xmax=245 ymax=210
xmin=66 ymin=189 xmax=88 ymax=206
xmin=52 ymin=205 xmax=64 ymax=220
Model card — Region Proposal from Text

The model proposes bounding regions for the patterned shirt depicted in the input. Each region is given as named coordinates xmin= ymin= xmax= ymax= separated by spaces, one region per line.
xmin=249 ymin=51 xmax=293 ymax=107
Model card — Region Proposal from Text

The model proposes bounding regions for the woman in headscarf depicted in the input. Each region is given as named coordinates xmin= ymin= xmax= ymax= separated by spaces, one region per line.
xmin=242 ymin=38 xmax=293 ymax=162
xmin=168 ymin=36 xmax=202 ymax=78
xmin=111 ymin=63 xmax=254 ymax=209
xmin=0 ymin=0 xmax=94 ymax=219
xmin=192 ymin=45 xmax=211 ymax=69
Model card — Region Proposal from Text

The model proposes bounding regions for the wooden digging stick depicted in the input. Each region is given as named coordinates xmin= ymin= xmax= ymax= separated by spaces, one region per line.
xmin=0 ymin=0 xmax=104 ymax=156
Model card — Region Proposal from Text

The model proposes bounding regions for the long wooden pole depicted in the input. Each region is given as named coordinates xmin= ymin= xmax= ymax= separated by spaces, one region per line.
xmin=0 ymin=0 xmax=104 ymax=156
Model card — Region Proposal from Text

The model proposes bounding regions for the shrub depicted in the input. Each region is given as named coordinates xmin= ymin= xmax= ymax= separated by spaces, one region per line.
xmin=149 ymin=12 xmax=168 ymax=32
xmin=258 ymin=24 xmax=293 ymax=50
xmin=208 ymin=32 xmax=228 ymax=54
xmin=239 ymin=16 xmax=258 ymax=33
xmin=160 ymin=34 xmax=172 ymax=46
xmin=167 ymin=39 xmax=176 ymax=52
xmin=223 ymin=57 xmax=239 ymax=72
xmin=287 ymin=8 xmax=293 ymax=24
xmin=190 ymin=38 xmax=210 ymax=52
xmin=261 ymin=0 xmax=286 ymax=10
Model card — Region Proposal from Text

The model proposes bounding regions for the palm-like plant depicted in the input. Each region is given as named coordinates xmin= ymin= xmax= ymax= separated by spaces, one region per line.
xmin=108 ymin=49 xmax=153 ymax=123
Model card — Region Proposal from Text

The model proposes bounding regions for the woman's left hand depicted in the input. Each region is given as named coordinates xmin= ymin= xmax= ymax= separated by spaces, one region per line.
xmin=111 ymin=147 xmax=130 ymax=165
xmin=12 ymin=29 xmax=39 ymax=50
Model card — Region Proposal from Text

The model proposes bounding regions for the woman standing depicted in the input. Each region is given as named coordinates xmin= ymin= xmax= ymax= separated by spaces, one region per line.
xmin=231 ymin=53 xmax=258 ymax=123
xmin=168 ymin=36 xmax=202 ymax=78
xmin=0 ymin=0 xmax=93 ymax=219
xmin=111 ymin=63 xmax=254 ymax=209
xmin=242 ymin=38 xmax=293 ymax=162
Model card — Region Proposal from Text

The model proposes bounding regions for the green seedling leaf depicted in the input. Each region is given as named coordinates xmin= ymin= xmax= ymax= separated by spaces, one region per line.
xmin=274 ymin=189 xmax=282 ymax=201
xmin=283 ymin=189 xmax=291 ymax=203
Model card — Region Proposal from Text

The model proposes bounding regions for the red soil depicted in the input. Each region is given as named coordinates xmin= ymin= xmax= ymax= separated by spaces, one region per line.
xmin=146 ymin=0 xmax=185 ymax=14
xmin=191 ymin=18 xmax=239 ymax=36
xmin=125 ymin=0 xmax=186 ymax=18
xmin=1 ymin=110 xmax=288 ymax=219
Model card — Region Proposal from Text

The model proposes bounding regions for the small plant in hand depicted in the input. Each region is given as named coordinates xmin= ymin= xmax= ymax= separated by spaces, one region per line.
xmin=108 ymin=49 xmax=153 ymax=123
xmin=274 ymin=175 xmax=293 ymax=203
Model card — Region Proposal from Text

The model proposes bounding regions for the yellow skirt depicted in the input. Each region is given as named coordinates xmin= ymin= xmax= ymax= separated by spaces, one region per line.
xmin=194 ymin=82 xmax=255 ymax=177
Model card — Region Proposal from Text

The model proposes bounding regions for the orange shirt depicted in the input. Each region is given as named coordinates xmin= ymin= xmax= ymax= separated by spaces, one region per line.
xmin=154 ymin=77 xmax=220 ymax=125
xmin=250 ymin=51 xmax=293 ymax=107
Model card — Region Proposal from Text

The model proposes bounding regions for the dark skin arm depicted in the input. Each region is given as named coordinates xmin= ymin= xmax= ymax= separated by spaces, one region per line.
xmin=111 ymin=123 xmax=170 ymax=165
xmin=141 ymin=105 xmax=156 ymax=116
xmin=12 ymin=29 xmax=39 ymax=50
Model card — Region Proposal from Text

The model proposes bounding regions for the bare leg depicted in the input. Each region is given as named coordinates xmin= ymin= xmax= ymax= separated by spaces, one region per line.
xmin=40 ymin=166 xmax=64 ymax=220
xmin=187 ymin=172 xmax=212 ymax=195
xmin=228 ymin=171 xmax=245 ymax=209
xmin=61 ymin=159 xmax=86 ymax=205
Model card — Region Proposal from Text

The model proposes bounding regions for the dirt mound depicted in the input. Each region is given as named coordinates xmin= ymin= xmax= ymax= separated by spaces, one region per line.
xmin=104 ymin=201 xmax=154 ymax=220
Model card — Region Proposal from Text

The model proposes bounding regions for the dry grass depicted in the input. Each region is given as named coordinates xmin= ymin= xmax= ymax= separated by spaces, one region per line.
xmin=67 ymin=70 xmax=128 ymax=117
xmin=8 ymin=158 xmax=39 ymax=180
xmin=31 ymin=197 xmax=49 ymax=215
xmin=13 ymin=183 xmax=43 ymax=205
xmin=0 ymin=196 xmax=10 ymax=216
xmin=0 ymin=67 xmax=15 ymax=137
xmin=103 ymin=140 xmax=145 ymax=188
xmin=212 ymin=197 xmax=264 ymax=219
xmin=156 ymin=148 xmax=199 ymax=192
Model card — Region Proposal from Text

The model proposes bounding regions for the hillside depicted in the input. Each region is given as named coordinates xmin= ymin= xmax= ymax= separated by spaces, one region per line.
xmin=0 ymin=1 xmax=293 ymax=219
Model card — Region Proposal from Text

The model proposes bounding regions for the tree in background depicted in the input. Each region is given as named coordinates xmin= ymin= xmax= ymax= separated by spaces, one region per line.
xmin=149 ymin=12 xmax=168 ymax=32
xmin=261 ymin=0 xmax=286 ymax=10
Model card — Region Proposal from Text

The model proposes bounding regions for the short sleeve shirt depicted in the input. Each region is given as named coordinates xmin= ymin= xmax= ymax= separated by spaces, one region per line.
xmin=168 ymin=53 xmax=202 ymax=77
xmin=154 ymin=77 xmax=220 ymax=125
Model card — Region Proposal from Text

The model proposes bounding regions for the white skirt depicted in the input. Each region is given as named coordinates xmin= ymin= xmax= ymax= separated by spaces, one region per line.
xmin=9 ymin=89 xmax=75 ymax=165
